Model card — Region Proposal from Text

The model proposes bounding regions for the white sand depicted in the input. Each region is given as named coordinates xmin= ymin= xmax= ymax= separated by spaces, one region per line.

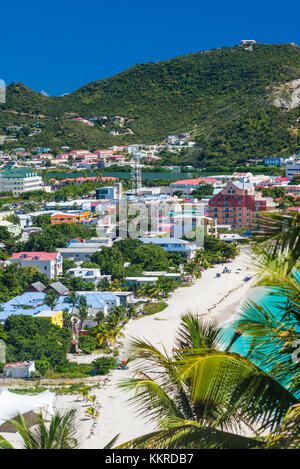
xmin=81 ymin=247 xmax=255 ymax=448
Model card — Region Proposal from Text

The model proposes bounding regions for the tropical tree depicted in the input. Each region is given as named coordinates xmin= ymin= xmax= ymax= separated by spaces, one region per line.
xmin=118 ymin=314 xmax=298 ymax=449
xmin=43 ymin=289 xmax=59 ymax=309
xmin=0 ymin=410 xmax=78 ymax=449
xmin=227 ymin=211 xmax=300 ymax=396
xmin=77 ymin=295 xmax=88 ymax=330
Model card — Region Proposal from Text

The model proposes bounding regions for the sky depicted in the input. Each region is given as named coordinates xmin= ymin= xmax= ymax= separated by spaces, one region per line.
xmin=1 ymin=0 xmax=300 ymax=96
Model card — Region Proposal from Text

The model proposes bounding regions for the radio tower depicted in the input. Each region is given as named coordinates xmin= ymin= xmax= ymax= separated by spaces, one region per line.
xmin=131 ymin=153 xmax=142 ymax=196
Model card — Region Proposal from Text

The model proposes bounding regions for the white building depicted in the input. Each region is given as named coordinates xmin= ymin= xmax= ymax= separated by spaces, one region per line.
xmin=286 ymin=162 xmax=300 ymax=180
xmin=0 ymin=168 xmax=44 ymax=196
xmin=9 ymin=252 xmax=63 ymax=279
xmin=57 ymin=245 xmax=100 ymax=262
xmin=66 ymin=268 xmax=110 ymax=284
xmin=3 ymin=361 xmax=36 ymax=379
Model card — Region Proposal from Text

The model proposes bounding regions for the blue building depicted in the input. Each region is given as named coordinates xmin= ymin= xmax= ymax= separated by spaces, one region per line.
xmin=264 ymin=157 xmax=287 ymax=167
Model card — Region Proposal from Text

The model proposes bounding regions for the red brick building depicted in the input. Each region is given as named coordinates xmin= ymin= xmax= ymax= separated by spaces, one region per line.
xmin=208 ymin=181 xmax=276 ymax=229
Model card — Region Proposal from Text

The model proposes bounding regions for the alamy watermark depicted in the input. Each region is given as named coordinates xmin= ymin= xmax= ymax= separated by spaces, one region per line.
xmin=292 ymin=339 xmax=300 ymax=364
xmin=0 ymin=339 xmax=5 ymax=363
xmin=95 ymin=201 xmax=214 ymax=247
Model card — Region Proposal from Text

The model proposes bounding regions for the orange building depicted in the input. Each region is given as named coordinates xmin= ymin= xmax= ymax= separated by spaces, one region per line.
xmin=51 ymin=211 xmax=90 ymax=224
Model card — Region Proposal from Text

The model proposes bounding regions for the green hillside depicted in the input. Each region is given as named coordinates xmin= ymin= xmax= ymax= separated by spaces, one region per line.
xmin=2 ymin=43 xmax=300 ymax=165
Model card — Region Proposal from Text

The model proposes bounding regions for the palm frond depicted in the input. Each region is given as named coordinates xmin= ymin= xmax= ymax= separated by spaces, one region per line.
xmin=253 ymin=212 xmax=300 ymax=272
xmin=117 ymin=420 xmax=263 ymax=449
xmin=174 ymin=313 xmax=224 ymax=350
xmin=0 ymin=435 xmax=14 ymax=449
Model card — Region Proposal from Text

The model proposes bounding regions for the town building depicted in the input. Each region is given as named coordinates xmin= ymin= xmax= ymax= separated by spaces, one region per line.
xmin=96 ymin=183 xmax=123 ymax=200
xmin=35 ymin=310 xmax=64 ymax=327
xmin=286 ymin=162 xmax=300 ymax=180
xmin=208 ymin=181 xmax=276 ymax=229
xmin=263 ymin=157 xmax=288 ymax=166
xmin=139 ymin=237 xmax=197 ymax=260
xmin=3 ymin=361 xmax=36 ymax=379
xmin=66 ymin=267 xmax=110 ymax=285
xmin=0 ymin=168 xmax=43 ymax=196
xmin=8 ymin=252 xmax=63 ymax=279
xmin=57 ymin=244 xmax=100 ymax=261
xmin=168 ymin=178 xmax=222 ymax=195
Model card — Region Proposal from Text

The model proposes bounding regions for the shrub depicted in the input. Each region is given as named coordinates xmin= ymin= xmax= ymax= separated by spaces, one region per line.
xmin=92 ymin=356 xmax=116 ymax=375
xmin=35 ymin=359 xmax=51 ymax=376
xmin=78 ymin=334 xmax=98 ymax=354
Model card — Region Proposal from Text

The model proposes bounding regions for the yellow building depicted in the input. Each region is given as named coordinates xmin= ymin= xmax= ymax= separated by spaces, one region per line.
xmin=35 ymin=310 xmax=64 ymax=327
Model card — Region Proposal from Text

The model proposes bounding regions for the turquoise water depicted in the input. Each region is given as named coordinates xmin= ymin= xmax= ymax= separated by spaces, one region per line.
xmin=222 ymin=277 xmax=300 ymax=390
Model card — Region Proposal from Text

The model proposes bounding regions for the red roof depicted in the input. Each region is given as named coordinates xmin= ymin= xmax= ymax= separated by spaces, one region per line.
xmin=286 ymin=207 xmax=300 ymax=212
xmin=171 ymin=178 xmax=219 ymax=186
xmin=11 ymin=252 xmax=59 ymax=261
xmin=274 ymin=177 xmax=290 ymax=181
xmin=4 ymin=362 xmax=33 ymax=369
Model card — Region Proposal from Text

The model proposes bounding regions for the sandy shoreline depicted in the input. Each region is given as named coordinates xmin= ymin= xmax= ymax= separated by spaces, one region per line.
xmin=1 ymin=248 xmax=255 ymax=448
xmin=82 ymin=248 xmax=254 ymax=448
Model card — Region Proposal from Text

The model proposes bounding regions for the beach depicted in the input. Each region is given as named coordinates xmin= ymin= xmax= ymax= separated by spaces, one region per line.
xmin=79 ymin=247 xmax=255 ymax=448
xmin=1 ymin=248 xmax=255 ymax=449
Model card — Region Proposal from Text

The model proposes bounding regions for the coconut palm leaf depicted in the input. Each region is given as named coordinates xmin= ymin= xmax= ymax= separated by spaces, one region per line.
xmin=176 ymin=349 xmax=298 ymax=432
xmin=253 ymin=212 xmax=300 ymax=272
xmin=117 ymin=419 xmax=263 ymax=449
xmin=0 ymin=435 xmax=14 ymax=449
xmin=174 ymin=313 xmax=224 ymax=350
xmin=3 ymin=410 xmax=78 ymax=449
xmin=103 ymin=433 xmax=120 ymax=449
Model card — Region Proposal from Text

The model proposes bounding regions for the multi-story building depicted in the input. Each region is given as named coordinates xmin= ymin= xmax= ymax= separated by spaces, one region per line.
xmin=0 ymin=168 xmax=44 ymax=196
xmin=9 ymin=252 xmax=63 ymax=279
xmin=96 ymin=183 xmax=123 ymax=200
xmin=57 ymin=244 xmax=100 ymax=261
xmin=263 ymin=157 xmax=287 ymax=166
xmin=208 ymin=181 xmax=276 ymax=229
xmin=286 ymin=162 xmax=300 ymax=180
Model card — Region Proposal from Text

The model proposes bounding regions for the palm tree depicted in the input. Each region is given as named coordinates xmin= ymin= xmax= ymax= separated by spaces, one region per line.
xmin=62 ymin=308 xmax=73 ymax=328
xmin=253 ymin=211 xmax=300 ymax=273
xmin=117 ymin=314 xmax=298 ymax=449
xmin=43 ymin=289 xmax=58 ymax=309
xmin=77 ymin=295 xmax=88 ymax=330
xmin=224 ymin=212 xmax=300 ymax=395
xmin=0 ymin=410 xmax=77 ymax=449
xmin=95 ymin=310 xmax=105 ymax=324
xmin=66 ymin=291 xmax=78 ymax=316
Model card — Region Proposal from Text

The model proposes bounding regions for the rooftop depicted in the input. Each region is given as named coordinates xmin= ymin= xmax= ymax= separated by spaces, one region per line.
xmin=10 ymin=252 xmax=59 ymax=261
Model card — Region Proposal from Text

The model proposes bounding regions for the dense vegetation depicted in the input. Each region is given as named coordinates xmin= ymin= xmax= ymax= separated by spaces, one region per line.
xmin=18 ymin=222 xmax=96 ymax=253
xmin=0 ymin=264 xmax=49 ymax=303
xmin=2 ymin=44 xmax=300 ymax=164
xmin=4 ymin=315 xmax=72 ymax=370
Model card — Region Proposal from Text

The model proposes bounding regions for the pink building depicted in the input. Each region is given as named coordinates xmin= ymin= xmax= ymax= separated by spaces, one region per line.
xmin=9 ymin=252 xmax=63 ymax=279
xmin=208 ymin=181 xmax=276 ymax=229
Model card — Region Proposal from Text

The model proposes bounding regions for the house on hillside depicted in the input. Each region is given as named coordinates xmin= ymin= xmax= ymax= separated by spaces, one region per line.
xmin=9 ymin=252 xmax=63 ymax=279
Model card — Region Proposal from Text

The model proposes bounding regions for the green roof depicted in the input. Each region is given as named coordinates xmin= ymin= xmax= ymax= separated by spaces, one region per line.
xmin=0 ymin=168 xmax=38 ymax=178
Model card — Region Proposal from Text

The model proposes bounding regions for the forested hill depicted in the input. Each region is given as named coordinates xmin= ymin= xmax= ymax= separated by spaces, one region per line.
xmin=2 ymin=43 xmax=300 ymax=165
